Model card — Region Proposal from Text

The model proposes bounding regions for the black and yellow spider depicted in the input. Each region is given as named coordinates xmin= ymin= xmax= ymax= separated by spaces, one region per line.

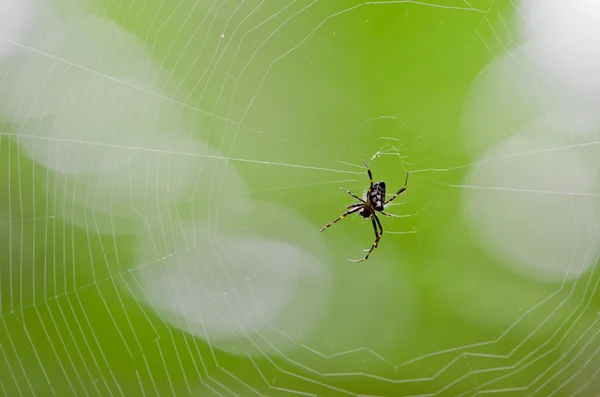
xmin=319 ymin=160 xmax=409 ymax=262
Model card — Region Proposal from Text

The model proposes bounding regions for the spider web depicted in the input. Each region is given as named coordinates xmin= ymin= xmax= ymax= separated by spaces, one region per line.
xmin=1 ymin=0 xmax=600 ymax=396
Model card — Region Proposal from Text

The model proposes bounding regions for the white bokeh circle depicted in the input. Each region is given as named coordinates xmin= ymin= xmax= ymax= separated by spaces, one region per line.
xmin=464 ymin=114 xmax=600 ymax=282
xmin=128 ymin=212 xmax=331 ymax=357
xmin=521 ymin=0 xmax=600 ymax=96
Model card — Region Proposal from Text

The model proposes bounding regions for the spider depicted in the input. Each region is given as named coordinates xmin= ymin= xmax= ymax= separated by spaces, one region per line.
xmin=319 ymin=160 xmax=409 ymax=262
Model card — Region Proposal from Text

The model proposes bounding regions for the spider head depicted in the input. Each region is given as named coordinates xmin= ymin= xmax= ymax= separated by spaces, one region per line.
xmin=359 ymin=206 xmax=372 ymax=219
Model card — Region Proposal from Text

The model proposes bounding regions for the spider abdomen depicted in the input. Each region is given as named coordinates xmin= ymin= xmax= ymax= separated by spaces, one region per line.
xmin=370 ymin=182 xmax=386 ymax=211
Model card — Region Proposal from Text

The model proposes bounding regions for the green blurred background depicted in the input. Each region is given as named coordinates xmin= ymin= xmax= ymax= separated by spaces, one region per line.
xmin=1 ymin=0 xmax=599 ymax=396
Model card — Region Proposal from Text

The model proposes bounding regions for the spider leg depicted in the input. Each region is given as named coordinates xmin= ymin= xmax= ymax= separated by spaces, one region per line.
xmin=374 ymin=213 xmax=383 ymax=231
xmin=362 ymin=159 xmax=373 ymax=188
xmin=339 ymin=187 xmax=365 ymax=203
xmin=379 ymin=210 xmax=404 ymax=218
xmin=384 ymin=173 xmax=409 ymax=205
xmin=319 ymin=206 xmax=362 ymax=232
xmin=348 ymin=214 xmax=383 ymax=262
xmin=347 ymin=203 xmax=363 ymax=209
